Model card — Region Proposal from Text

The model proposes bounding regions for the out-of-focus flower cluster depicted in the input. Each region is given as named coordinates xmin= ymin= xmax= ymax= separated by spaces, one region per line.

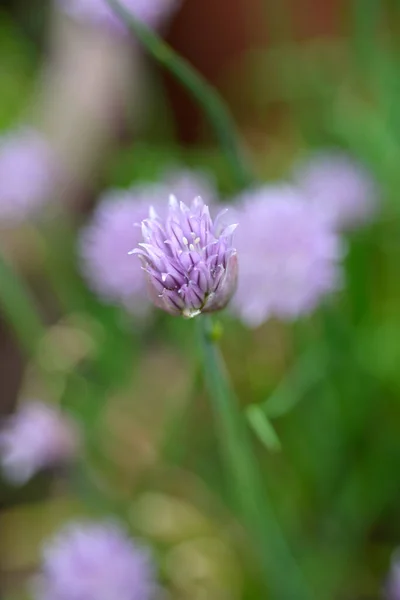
xmin=0 ymin=121 xmax=378 ymax=328
xmin=35 ymin=521 xmax=157 ymax=600
xmin=78 ymin=153 xmax=378 ymax=327
xmin=293 ymin=151 xmax=378 ymax=230
xmin=79 ymin=185 xmax=163 ymax=317
xmin=0 ymin=401 xmax=78 ymax=485
xmin=230 ymin=150 xmax=378 ymax=327
xmin=231 ymin=185 xmax=344 ymax=328
xmin=0 ymin=128 xmax=61 ymax=227
xmin=57 ymin=0 xmax=181 ymax=33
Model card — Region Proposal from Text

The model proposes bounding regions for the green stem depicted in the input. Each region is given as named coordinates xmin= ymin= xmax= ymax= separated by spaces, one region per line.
xmin=197 ymin=315 xmax=314 ymax=600
xmin=0 ymin=254 xmax=46 ymax=356
xmin=106 ymin=0 xmax=254 ymax=190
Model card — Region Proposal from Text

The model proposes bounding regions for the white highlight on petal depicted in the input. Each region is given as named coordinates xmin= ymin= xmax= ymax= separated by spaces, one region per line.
xmin=149 ymin=205 xmax=158 ymax=220
xmin=169 ymin=194 xmax=179 ymax=209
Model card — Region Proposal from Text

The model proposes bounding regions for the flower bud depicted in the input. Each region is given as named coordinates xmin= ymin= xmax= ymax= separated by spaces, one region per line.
xmin=133 ymin=196 xmax=238 ymax=318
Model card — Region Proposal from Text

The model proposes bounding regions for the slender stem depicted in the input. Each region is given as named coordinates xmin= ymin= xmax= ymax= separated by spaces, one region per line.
xmin=106 ymin=0 xmax=254 ymax=190
xmin=110 ymin=3 xmax=311 ymax=597
xmin=197 ymin=315 xmax=314 ymax=600
xmin=0 ymin=254 xmax=46 ymax=356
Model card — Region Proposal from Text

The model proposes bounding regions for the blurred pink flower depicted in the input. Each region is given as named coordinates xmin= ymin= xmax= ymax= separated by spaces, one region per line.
xmin=0 ymin=401 xmax=78 ymax=485
xmin=292 ymin=151 xmax=378 ymax=230
xmin=79 ymin=169 xmax=217 ymax=315
xmin=0 ymin=128 xmax=59 ymax=226
xmin=232 ymin=185 xmax=344 ymax=328
xmin=35 ymin=521 xmax=157 ymax=600
xmin=57 ymin=0 xmax=180 ymax=33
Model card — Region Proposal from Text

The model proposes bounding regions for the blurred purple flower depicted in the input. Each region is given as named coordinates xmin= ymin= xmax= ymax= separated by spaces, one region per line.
xmin=79 ymin=169 xmax=217 ymax=315
xmin=0 ymin=128 xmax=59 ymax=226
xmin=0 ymin=401 xmax=78 ymax=485
xmin=292 ymin=151 xmax=378 ymax=230
xmin=134 ymin=195 xmax=238 ymax=318
xmin=385 ymin=550 xmax=400 ymax=599
xmin=162 ymin=167 xmax=216 ymax=206
xmin=232 ymin=185 xmax=344 ymax=328
xmin=79 ymin=186 xmax=161 ymax=316
xmin=58 ymin=0 xmax=180 ymax=33
xmin=35 ymin=521 xmax=157 ymax=600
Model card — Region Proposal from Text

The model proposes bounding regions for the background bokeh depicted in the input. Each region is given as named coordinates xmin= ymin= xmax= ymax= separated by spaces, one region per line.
xmin=1 ymin=1 xmax=400 ymax=599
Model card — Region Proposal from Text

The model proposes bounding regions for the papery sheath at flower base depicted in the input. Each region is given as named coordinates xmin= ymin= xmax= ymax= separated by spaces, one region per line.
xmin=133 ymin=195 xmax=238 ymax=319
xmin=34 ymin=521 xmax=158 ymax=600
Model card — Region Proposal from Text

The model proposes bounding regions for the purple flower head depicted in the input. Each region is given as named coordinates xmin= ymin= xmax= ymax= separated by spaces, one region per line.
xmin=0 ymin=401 xmax=78 ymax=485
xmin=0 ymin=128 xmax=59 ymax=226
xmin=35 ymin=521 xmax=157 ymax=600
xmin=232 ymin=185 xmax=344 ymax=328
xmin=134 ymin=195 xmax=238 ymax=318
xmin=292 ymin=151 xmax=378 ymax=230
xmin=58 ymin=0 xmax=180 ymax=33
